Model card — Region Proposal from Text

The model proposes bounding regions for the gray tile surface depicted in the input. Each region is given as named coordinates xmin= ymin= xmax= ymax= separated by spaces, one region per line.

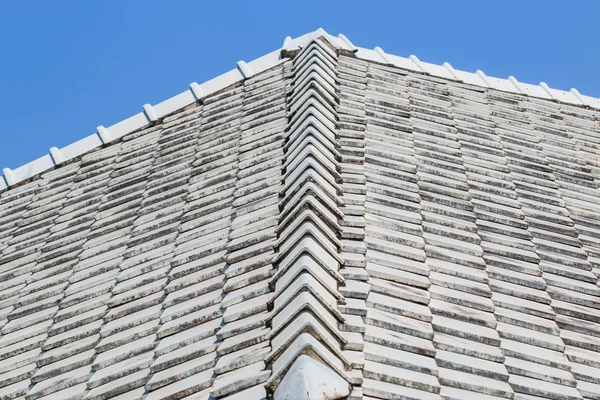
xmin=1 ymin=36 xmax=600 ymax=399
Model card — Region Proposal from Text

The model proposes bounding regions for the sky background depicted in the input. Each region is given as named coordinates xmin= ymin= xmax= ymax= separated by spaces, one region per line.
xmin=0 ymin=1 xmax=599 ymax=170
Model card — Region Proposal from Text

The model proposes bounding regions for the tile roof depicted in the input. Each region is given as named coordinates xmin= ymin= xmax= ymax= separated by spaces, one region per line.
xmin=0 ymin=30 xmax=600 ymax=400
xmin=3 ymin=28 xmax=600 ymax=190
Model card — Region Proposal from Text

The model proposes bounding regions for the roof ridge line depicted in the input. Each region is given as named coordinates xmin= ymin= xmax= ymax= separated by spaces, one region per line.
xmin=2 ymin=28 xmax=598 ymax=191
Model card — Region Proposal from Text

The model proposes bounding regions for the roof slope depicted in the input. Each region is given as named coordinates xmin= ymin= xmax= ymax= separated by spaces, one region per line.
xmin=0 ymin=32 xmax=600 ymax=400
xmin=3 ymin=28 xmax=600 ymax=191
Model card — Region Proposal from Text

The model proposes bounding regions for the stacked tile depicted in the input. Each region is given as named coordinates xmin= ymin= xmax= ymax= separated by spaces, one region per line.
xmin=147 ymin=88 xmax=241 ymax=400
xmin=27 ymin=144 xmax=124 ymax=400
xmin=487 ymin=91 xmax=582 ymax=400
xmin=68 ymin=126 xmax=161 ymax=400
xmin=5 ymin=33 xmax=600 ymax=400
xmin=411 ymin=75 xmax=507 ymax=399
xmin=0 ymin=164 xmax=80 ymax=399
xmin=336 ymin=54 xmax=370 ymax=397
xmin=418 ymin=75 xmax=500 ymax=398
xmin=265 ymin=39 xmax=355 ymax=399
xmin=558 ymin=104 xmax=600 ymax=190
xmin=127 ymin=105 xmax=210 ymax=399
xmin=451 ymin=84 xmax=542 ymax=400
xmin=555 ymin=104 xmax=600 ymax=275
xmin=210 ymin=63 xmax=291 ymax=399
xmin=528 ymin=98 xmax=600 ymax=399
xmin=0 ymin=182 xmax=40 ymax=397
xmin=0 ymin=180 xmax=40 ymax=328
xmin=361 ymin=65 xmax=441 ymax=400
xmin=0 ymin=180 xmax=40 ymax=261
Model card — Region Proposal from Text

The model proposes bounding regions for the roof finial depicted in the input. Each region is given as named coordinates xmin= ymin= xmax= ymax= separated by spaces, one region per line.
xmin=570 ymin=88 xmax=586 ymax=105
xmin=237 ymin=61 xmax=253 ymax=78
xmin=409 ymin=55 xmax=425 ymax=72
xmin=189 ymin=82 xmax=203 ymax=100
xmin=442 ymin=62 xmax=459 ymax=80
xmin=143 ymin=104 xmax=157 ymax=122
xmin=374 ymin=47 xmax=391 ymax=64
xmin=507 ymin=76 xmax=524 ymax=94
xmin=2 ymin=168 xmax=15 ymax=186
xmin=49 ymin=147 xmax=64 ymax=165
xmin=476 ymin=70 xmax=491 ymax=87
xmin=337 ymin=34 xmax=357 ymax=52
xmin=282 ymin=36 xmax=293 ymax=52
xmin=539 ymin=82 xmax=554 ymax=99
xmin=314 ymin=28 xmax=327 ymax=38
xmin=97 ymin=126 xmax=111 ymax=144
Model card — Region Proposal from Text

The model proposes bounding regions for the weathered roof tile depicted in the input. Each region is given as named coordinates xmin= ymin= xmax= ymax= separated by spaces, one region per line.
xmin=1 ymin=32 xmax=600 ymax=400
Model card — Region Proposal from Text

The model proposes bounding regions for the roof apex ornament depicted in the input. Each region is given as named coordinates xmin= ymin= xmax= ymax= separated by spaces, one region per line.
xmin=570 ymin=88 xmax=586 ymax=105
xmin=237 ymin=60 xmax=253 ymax=78
xmin=337 ymin=34 xmax=357 ymax=52
xmin=313 ymin=27 xmax=328 ymax=39
xmin=49 ymin=147 xmax=64 ymax=165
xmin=442 ymin=62 xmax=459 ymax=80
xmin=408 ymin=54 xmax=425 ymax=72
xmin=476 ymin=69 xmax=491 ymax=87
xmin=96 ymin=125 xmax=111 ymax=144
xmin=282 ymin=36 xmax=293 ymax=52
xmin=508 ymin=75 xmax=524 ymax=93
xmin=189 ymin=82 xmax=203 ymax=100
xmin=2 ymin=168 xmax=15 ymax=186
xmin=143 ymin=103 xmax=158 ymax=122
xmin=539 ymin=82 xmax=554 ymax=99
xmin=374 ymin=46 xmax=391 ymax=64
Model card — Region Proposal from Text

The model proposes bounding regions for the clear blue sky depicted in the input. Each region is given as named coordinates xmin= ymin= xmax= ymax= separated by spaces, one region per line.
xmin=1 ymin=1 xmax=599 ymax=170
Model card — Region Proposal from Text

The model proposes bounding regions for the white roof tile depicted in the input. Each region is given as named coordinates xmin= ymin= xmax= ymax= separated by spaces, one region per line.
xmin=0 ymin=29 xmax=599 ymax=400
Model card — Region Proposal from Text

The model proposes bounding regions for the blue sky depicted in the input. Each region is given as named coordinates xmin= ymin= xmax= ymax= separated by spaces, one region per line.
xmin=1 ymin=1 xmax=598 ymax=170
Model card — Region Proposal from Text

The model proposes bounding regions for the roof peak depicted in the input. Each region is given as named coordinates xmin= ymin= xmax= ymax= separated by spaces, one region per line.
xmin=2 ymin=28 xmax=598 ymax=191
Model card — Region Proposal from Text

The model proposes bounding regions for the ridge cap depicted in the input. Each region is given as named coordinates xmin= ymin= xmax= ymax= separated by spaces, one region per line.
xmin=2 ymin=28 xmax=598 ymax=192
